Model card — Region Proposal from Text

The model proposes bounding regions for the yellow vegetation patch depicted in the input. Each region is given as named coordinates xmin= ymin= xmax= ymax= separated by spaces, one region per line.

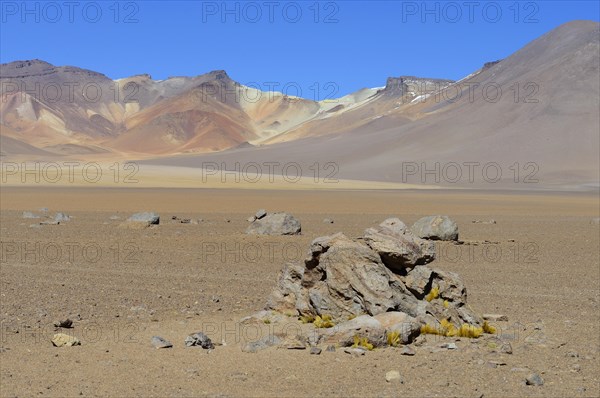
xmin=420 ymin=318 xmax=491 ymax=338
xmin=313 ymin=314 xmax=335 ymax=328
xmin=425 ymin=286 xmax=439 ymax=302
xmin=299 ymin=315 xmax=315 ymax=324
xmin=457 ymin=324 xmax=483 ymax=338
xmin=386 ymin=331 xmax=400 ymax=347
xmin=482 ymin=321 xmax=496 ymax=334
xmin=352 ymin=335 xmax=374 ymax=351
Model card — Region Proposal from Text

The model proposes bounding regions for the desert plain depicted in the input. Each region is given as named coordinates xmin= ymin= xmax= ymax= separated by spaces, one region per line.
xmin=0 ymin=186 xmax=598 ymax=397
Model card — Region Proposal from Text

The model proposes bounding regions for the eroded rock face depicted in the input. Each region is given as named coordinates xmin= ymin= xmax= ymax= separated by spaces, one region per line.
xmin=265 ymin=218 xmax=480 ymax=329
xmin=245 ymin=212 xmax=301 ymax=235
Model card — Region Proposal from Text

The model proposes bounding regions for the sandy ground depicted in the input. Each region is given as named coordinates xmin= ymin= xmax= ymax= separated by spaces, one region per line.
xmin=0 ymin=187 xmax=599 ymax=397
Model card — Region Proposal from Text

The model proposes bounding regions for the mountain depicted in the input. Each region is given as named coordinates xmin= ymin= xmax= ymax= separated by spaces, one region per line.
xmin=1 ymin=20 xmax=598 ymax=189
xmin=141 ymin=20 xmax=600 ymax=189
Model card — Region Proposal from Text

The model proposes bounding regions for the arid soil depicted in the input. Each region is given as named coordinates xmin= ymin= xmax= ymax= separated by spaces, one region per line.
xmin=0 ymin=188 xmax=598 ymax=397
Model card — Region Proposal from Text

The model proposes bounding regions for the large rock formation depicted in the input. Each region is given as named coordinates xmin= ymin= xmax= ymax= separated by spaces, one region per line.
xmin=255 ymin=218 xmax=485 ymax=348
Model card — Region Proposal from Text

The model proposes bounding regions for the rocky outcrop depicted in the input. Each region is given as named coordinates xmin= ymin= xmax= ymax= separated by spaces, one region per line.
xmin=382 ymin=76 xmax=454 ymax=97
xmin=265 ymin=218 xmax=480 ymax=329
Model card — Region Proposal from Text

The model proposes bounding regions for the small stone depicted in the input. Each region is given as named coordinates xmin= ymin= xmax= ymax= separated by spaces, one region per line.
xmin=323 ymin=218 xmax=334 ymax=224
xmin=566 ymin=351 xmax=579 ymax=358
xmin=500 ymin=342 xmax=513 ymax=354
xmin=343 ymin=347 xmax=366 ymax=356
xmin=483 ymin=314 xmax=508 ymax=322
xmin=54 ymin=212 xmax=71 ymax=223
xmin=310 ymin=347 xmax=322 ymax=355
xmin=53 ymin=319 xmax=73 ymax=328
xmin=255 ymin=209 xmax=267 ymax=220
xmin=51 ymin=333 xmax=80 ymax=347
xmin=487 ymin=360 xmax=507 ymax=368
xmin=247 ymin=216 xmax=256 ymax=222
xmin=185 ymin=332 xmax=214 ymax=349
xmin=151 ymin=336 xmax=173 ymax=349
xmin=442 ymin=342 xmax=457 ymax=350
xmin=401 ymin=345 xmax=416 ymax=356
xmin=326 ymin=345 xmax=336 ymax=352
xmin=526 ymin=373 xmax=544 ymax=386
xmin=570 ymin=364 xmax=581 ymax=372
xmin=385 ymin=370 xmax=403 ymax=383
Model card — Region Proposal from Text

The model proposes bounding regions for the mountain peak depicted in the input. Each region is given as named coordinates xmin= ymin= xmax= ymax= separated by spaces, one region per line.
xmin=0 ymin=59 xmax=55 ymax=78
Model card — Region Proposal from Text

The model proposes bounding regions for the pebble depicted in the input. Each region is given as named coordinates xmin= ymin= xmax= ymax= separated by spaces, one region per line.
xmin=401 ymin=345 xmax=416 ymax=356
xmin=442 ymin=342 xmax=457 ymax=350
xmin=53 ymin=319 xmax=73 ymax=328
xmin=151 ymin=336 xmax=173 ymax=349
xmin=326 ymin=345 xmax=336 ymax=352
xmin=385 ymin=370 xmax=402 ymax=383
xmin=343 ymin=347 xmax=366 ymax=356
xmin=525 ymin=373 xmax=544 ymax=386
xmin=500 ymin=342 xmax=513 ymax=354
xmin=185 ymin=332 xmax=214 ymax=349
xmin=310 ymin=347 xmax=322 ymax=355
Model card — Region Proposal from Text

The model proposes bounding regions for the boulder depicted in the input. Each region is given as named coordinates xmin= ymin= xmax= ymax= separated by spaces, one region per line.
xmin=268 ymin=233 xmax=422 ymax=320
xmin=128 ymin=212 xmax=160 ymax=225
xmin=319 ymin=315 xmax=387 ymax=347
xmin=120 ymin=212 xmax=160 ymax=229
xmin=51 ymin=333 xmax=80 ymax=347
xmin=245 ymin=212 xmax=301 ymax=235
xmin=379 ymin=218 xmax=408 ymax=234
xmin=412 ymin=215 xmax=459 ymax=241
xmin=362 ymin=219 xmax=435 ymax=271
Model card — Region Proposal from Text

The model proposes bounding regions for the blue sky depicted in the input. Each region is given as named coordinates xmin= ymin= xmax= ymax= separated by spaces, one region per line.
xmin=1 ymin=1 xmax=598 ymax=99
